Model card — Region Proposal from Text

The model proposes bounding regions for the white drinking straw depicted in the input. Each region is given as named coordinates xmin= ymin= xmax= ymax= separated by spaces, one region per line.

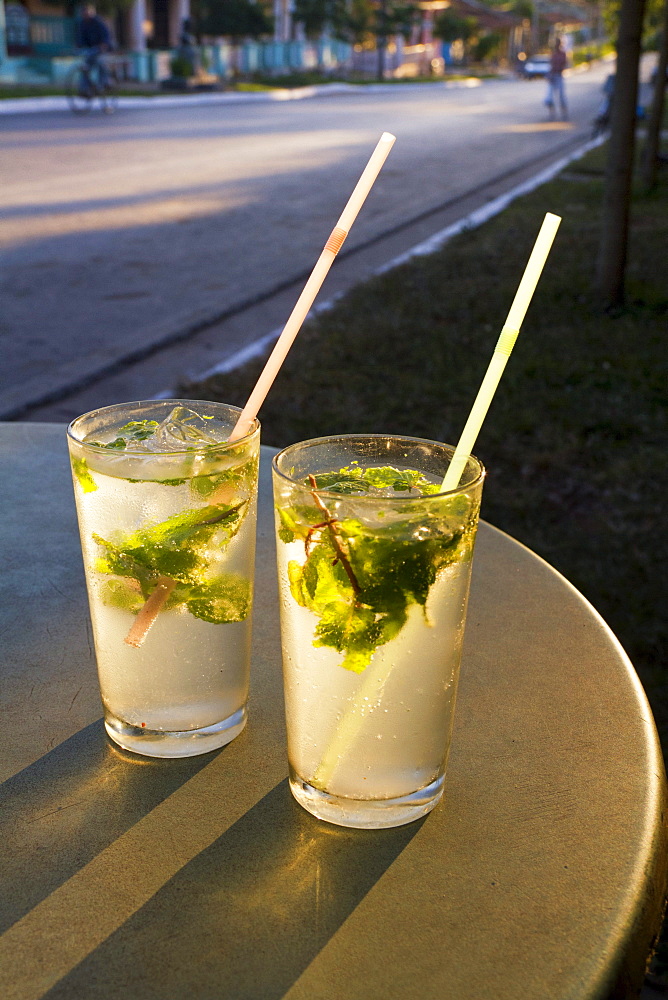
xmin=229 ymin=132 xmax=397 ymax=442
xmin=440 ymin=211 xmax=561 ymax=492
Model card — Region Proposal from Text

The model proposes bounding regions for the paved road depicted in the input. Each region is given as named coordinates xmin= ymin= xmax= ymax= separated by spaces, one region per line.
xmin=0 ymin=66 xmax=611 ymax=419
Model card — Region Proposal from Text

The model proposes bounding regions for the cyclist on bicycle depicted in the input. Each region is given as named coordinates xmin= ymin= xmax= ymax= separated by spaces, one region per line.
xmin=76 ymin=4 xmax=114 ymax=90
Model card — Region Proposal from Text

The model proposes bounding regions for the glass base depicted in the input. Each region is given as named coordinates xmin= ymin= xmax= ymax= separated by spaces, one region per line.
xmin=289 ymin=772 xmax=445 ymax=829
xmin=104 ymin=705 xmax=247 ymax=758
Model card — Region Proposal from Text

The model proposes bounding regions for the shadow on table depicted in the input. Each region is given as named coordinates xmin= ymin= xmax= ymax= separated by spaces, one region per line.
xmin=0 ymin=720 xmax=218 ymax=934
xmin=44 ymin=778 xmax=422 ymax=1000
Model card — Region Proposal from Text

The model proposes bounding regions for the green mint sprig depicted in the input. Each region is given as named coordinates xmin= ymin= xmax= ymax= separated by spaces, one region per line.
xmin=278 ymin=467 xmax=477 ymax=673
xmin=93 ymin=500 xmax=250 ymax=625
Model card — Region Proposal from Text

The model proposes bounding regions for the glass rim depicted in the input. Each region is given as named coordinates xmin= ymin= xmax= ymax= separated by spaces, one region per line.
xmin=67 ymin=398 xmax=260 ymax=456
xmin=272 ymin=432 xmax=485 ymax=501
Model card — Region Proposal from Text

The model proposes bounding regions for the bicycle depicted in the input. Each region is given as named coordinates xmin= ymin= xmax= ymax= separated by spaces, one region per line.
xmin=67 ymin=53 xmax=118 ymax=114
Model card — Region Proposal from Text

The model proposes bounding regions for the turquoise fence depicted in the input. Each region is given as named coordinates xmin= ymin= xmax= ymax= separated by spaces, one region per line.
xmin=1 ymin=28 xmax=352 ymax=82
xmin=127 ymin=39 xmax=351 ymax=80
xmin=233 ymin=39 xmax=351 ymax=78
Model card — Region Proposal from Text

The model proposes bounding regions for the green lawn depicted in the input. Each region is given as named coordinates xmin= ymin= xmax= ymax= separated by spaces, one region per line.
xmin=0 ymin=83 xmax=163 ymax=99
xmin=182 ymin=142 xmax=668 ymax=756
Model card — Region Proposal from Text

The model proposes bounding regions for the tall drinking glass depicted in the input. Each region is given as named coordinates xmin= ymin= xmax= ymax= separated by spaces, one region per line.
xmin=272 ymin=433 xmax=484 ymax=828
xmin=67 ymin=399 xmax=260 ymax=758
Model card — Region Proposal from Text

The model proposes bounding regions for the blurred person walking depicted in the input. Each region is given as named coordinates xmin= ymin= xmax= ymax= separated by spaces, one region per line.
xmin=544 ymin=37 xmax=568 ymax=120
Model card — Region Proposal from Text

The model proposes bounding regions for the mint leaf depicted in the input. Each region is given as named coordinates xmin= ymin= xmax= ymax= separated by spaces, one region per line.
xmin=278 ymin=503 xmax=326 ymax=544
xmin=89 ymin=419 xmax=159 ymax=450
xmin=312 ymin=470 xmax=367 ymax=494
xmin=93 ymin=534 xmax=154 ymax=588
xmin=98 ymin=577 xmax=146 ymax=613
xmin=361 ymin=466 xmax=441 ymax=494
xmin=309 ymin=597 xmax=408 ymax=675
xmin=71 ymin=456 xmax=98 ymax=493
xmin=314 ymin=602 xmax=378 ymax=673
xmin=312 ymin=464 xmax=441 ymax=496
xmin=187 ymin=574 xmax=250 ymax=624
xmin=128 ymin=502 xmax=243 ymax=551
xmin=190 ymin=453 xmax=256 ymax=500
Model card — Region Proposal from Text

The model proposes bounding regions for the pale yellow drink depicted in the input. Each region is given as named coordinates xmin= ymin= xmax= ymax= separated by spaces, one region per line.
xmin=273 ymin=434 xmax=484 ymax=828
xmin=68 ymin=400 xmax=260 ymax=758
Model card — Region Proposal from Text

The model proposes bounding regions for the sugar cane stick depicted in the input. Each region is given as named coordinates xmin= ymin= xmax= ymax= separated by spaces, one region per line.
xmin=124 ymin=576 xmax=177 ymax=648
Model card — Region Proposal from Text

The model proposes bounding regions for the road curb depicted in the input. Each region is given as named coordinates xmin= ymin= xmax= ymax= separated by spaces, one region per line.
xmin=0 ymin=78 xmax=483 ymax=115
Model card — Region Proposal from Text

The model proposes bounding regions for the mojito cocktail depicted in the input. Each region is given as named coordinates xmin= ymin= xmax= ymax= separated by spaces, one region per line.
xmin=273 ymin=434 xmax=484 ymax=828
xmin=68 ymin=400 xmax=260 ymax=757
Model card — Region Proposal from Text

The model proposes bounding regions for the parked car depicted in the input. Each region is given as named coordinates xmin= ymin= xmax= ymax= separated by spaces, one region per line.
xmin=521 ymin=54 xmax=552 ymax=79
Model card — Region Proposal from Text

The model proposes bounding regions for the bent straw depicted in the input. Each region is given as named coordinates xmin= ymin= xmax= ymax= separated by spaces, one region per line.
xmin=311 ymin=212 xmax=561 ymax=791
xmin=440 ymin=211 xmax=561 ymax=493
xmin=229 ymin=131 xmax=397 ymax=442
xmin=124 ymin=576 xmax=176 ymax=648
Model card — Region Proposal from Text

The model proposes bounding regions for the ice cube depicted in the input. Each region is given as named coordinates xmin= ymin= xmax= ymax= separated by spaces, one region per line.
xmin=152 ymin=406 xmax=225 ymax=451
xmin=82 ymin=406 xmax=232 ymax=479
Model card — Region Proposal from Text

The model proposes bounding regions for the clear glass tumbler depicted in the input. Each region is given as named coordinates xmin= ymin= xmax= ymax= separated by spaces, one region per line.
xmin=67 ymin=399 xmax=260 ymax=758
xmin=272 ymin=433 xmax=484 ymax=828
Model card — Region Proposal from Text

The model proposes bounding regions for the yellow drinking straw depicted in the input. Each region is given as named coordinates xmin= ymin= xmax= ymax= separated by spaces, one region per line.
xmin=229 ymin=132 xmax=396 ymax=442
xmin=312 ymin=211 xmax=562 ymax=792
xmin=441 ymin=211 xmax=561 ymax=493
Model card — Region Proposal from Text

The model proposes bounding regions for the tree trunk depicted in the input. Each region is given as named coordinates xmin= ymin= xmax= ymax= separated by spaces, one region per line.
xmin=641 ymin=0 xmax=668 ymax=191
xmin=596 ymin=0 xmax=647 ymax=307
xmin=376 ymin=0 xmax=387 ymax=80
xmin=377 ymin=35 xmax=387 ymax=79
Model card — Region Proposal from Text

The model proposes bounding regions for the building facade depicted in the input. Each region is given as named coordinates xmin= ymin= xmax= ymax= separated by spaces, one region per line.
xmin=0 ymin=0 xmax=191 ymax=79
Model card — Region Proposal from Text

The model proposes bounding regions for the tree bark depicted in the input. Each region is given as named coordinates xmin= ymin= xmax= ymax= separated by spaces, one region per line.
xmin=377 ymin=0 xmax=388 ymax=80
xmin=641 ymin=0 xmax=668 ymax=191
xmin=377 ymin=34 xmax=387 ymax=79
xmin=596 ymin=0 xmax=647 ymax=307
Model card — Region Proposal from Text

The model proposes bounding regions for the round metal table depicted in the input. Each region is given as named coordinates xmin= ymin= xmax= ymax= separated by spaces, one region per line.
xmin=0 ymin=423 xmax=665 ymax=1000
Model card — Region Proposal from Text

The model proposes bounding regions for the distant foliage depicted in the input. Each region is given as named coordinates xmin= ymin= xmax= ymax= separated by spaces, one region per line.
xmin=345 ymin=0 xmax=376 ymax=43
xmin=378 ymin=0 xmax=422 ymax=41
xmin=603 ymin=0 xmax=664 ymax=46
xmin=433 ymin=10 xmax=477 ymax=45
xmin=191 ymin=0 xmax=273 ymax=40
xmin=293 ymin=0 xmax=351 ymax=40
xmin=291 ymin=0 xmax=420 ymax=46
xmin=40 ymin=0 xmax=134 ymax=14
xmin=473 ymin=31 xmax=503 ymax=62
xmin=510 ymin=0 xmax=533 ymax=20
xmin=170 ymin=55 xmax=195 ymax=77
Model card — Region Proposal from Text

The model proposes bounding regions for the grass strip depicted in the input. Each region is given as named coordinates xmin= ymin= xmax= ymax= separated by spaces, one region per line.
xmin=0 ymin=76 xmax=479 ymax=101
xmin=182 ymin=141 xmax=667 ymax=754
xmin=0 ymin=84 xmax=163 ymax=99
